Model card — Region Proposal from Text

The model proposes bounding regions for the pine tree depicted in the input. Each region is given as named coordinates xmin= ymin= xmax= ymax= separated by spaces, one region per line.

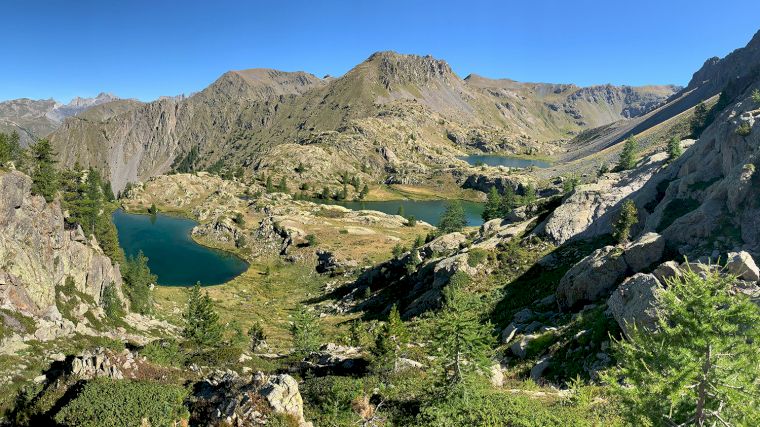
xmin=438 ymin=201 xmax=466 ymax=233
xmin=290 ymin=307 xmax=322 ymax=357
xmin=397 ymin=205 xmax=405 ymax=217
xmin=667 ymin=137 xmax=683 ymax=161
xmin=183 ymin=283 xmax=223 ymax=349
xmin=248 ymin=321 xmax=267 ymax=351
xmin=499 ymin=186 xmax=517 ymax=217
xmin=429 ymin=272 xmax=493 ymax=395
xmin=691 ymin=101 xmax=709 ymax=137
xmin=612 ymin=200 xmax=638 ymax=244
xmin=372 ymin=304 xmax=410 ymax=378
xmin=617 ymin=136 xmax=639 ymax=171
xmin=522 ymin=184 xmax=537 ymax=206
xmin=482 ymin=187 xmax=502 ymax=221
xmin=29 ymin=139 xmax=59 ymax=202
xmin=753 ymin=88 xmax=760 ymax=105
xmin=277 ymin=176 xmax=288 ymax=193
xmin=265 ymin=175 xmax=274 ymax=193
xmin=123 ymin=251 xmax=156 ymax=314
xmin=359 ymin=184 xmax=369 ymax=199
xmin=605 ymin=269 xmax=760 ymax=426
xmin=0 ymin=131 xmax=21 ymax=164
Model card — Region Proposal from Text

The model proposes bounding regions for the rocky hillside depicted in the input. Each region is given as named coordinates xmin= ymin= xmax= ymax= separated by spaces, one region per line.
xmin=49 ymin=52 xmax=676 ymax=192
xmin=0 ymin=93 xmax=124 ymax=146
xmin=560 ymin=29 xmax=760 ymax=163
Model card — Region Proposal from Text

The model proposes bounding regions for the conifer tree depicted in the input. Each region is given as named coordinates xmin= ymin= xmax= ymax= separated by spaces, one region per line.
xmin=0 ymin=131 xmax=21 ymax=164
xmin=667 ymin=137 xmax=683 ymax=161
xmin=482 ymin=187 xmax=502 ymax=221
xmin=183 ymin=283 xmax=223 ymax=349
xmin=691 ymin=101 xmax=709 ymax=137
xmin=612 ymin=200 xmax=638 ymax=244
xmin=438 ymin=201 xmax=466 ymax=233
xmin=248 ymin=321 xmax=267 ymax=351
xmin=359 ymin=184 xmax=369 ymax=199
xmin=499 ymin=186 xmax=517 ymax=216
xmin=522 ymin=184 xmax=537 ymax=206
xmin=606 ymin=269 xmax=760 ymax=426
xmin=123 ymin=251 xmax=156 ymax=314
xmin=277 ymin=176 xmax=288 ymax=193
xmin=617 ymin=136 xmax=639 ymax=171
xmin=290 ymin=307 xmax=322 ymax=357
xmin=29 ymin=139 xmax=59 ymax=202
xmin=429 ymin=272 xmax=493 ymax=395
xmin=372 ymin=304 xmax=410 ymax=378
xmin=265 ymin=175 xmax=274 ymax=193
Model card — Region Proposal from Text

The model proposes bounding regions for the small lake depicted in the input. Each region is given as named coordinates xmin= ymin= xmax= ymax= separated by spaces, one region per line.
xmin=311 ymin=199 xmax=485 ymax=227
xmin=112 ymin=209 xmax=249 ymax=286
xmin=460 ymin=154 xmax=551 ymax=169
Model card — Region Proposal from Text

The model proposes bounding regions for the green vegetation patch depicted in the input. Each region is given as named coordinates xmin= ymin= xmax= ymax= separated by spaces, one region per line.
xmin=54 ymin=378 xmax=189 ymax=427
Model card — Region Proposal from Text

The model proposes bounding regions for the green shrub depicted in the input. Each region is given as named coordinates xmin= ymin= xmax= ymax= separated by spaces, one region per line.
xmin=612 ymin=200 xmax=638 ymax=244
xmin=290 ymin=307 xmax=322 ymax=357
xmin=466 ymin=248 xmax=488 ymax=267
xmin=305 ymin=234 xmax=318 ymax=246
xmin=140 ymin=339 xmax=185 ymax=367
xmin=752 ymin=88 xmax=760 ymax=105
xmin=54 ymin=378 xmax=188 ymax=427
xmin=101 ymin=283 xmax=124 ymax=321
xmin=616 ymin=136 xmax=639 ymax=171
xmin=736 ymin=121 xmax=752 ymax=136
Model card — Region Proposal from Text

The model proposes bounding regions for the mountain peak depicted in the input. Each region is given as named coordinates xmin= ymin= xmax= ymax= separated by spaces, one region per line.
xmin=362 ymin=51 xmax=456 ymax=88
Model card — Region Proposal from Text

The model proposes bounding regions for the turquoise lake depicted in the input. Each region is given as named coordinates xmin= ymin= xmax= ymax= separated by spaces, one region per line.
xmin=311 ymin=199 xmax=485 ymax=227
xmin=460 ymin=154 xmax=551 ymax=169
xmin=112 ymin=209 xmax=249 ymax=286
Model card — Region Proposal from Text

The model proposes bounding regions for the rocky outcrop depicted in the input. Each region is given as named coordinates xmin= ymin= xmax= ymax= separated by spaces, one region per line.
xmin=0 ymin=171 xmax=125 ymax=318
xmin=725 ymin=251 xmax=760 ymax=282
xmin=191 ymin=370 xmax=312 ymax=427
xmin=556 ymin=246 xmax=628 ymax=309
xmin=70 ymin=348 xmax=125 ymax=380
xmin=535 ymin=152 xmax=669 ymax=245
xmin=315 ymin=250 xmax=359 ymax=276
xmin=557 ymin=233 xmax=666 ymax=309
xmin=607 ymin=273 xmax=663 ymax=337
xmin=623 ymin=232 xmax=666 ymax=272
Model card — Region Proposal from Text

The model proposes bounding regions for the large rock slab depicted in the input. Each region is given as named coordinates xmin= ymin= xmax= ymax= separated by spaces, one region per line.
xmin=556 ymin=246 xmax=629 ymax=309
xmin=624 ymin=232 xmax=665 ymax=272
xmin=0 ymin=171 xmax=125 ymax=317
xmin=726 ymin=251 xmax=760 ymax=282
xmin=607 ymin=273 xmax=663 ymax=336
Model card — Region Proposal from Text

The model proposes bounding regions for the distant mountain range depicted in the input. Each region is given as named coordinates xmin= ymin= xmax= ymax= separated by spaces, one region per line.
xmin=0 ymin=93 xmax=124 ymax=146
xmin=44 ymin=52 xmax=677 ymax=191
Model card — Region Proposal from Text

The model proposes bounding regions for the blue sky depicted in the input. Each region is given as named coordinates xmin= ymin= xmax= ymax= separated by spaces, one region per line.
xmin=2 ymin=0 xmax=759 ymax=103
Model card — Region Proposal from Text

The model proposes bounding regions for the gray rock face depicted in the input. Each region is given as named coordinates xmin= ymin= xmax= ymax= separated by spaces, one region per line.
xmin=725 ymin=251 xmax=760 ymax=282
xmin=623 ymin=233 xmax=665 ymax=272
xmin=256 ymin=372 xmax=310 ymax=426
xmin=419 ymin=232 xmax=466 ymax=258
xmin=0 ymin=171 xmax=125 ymax=317
xmin=70 ymin=348 xmax=124 ymax=380
xmin=556 ymin=246 xmax=628 ymax=309
xmin=535 ymin=153 xmax=666 ymax=245
xmin=194 ymin=370 xmax=312 ymax=427
xmin=607 ymin=273 xmax=663 ymax=336
xmin=530 ymin=357 xmax=551 ymax=382
xmin=315 ymin=250 xmax=358 ymax=276
xmin=653 ymin=260 xmax=681 ymax=284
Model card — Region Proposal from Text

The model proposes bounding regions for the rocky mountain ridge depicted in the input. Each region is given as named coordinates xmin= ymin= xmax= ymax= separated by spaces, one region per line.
xmin=48 ymin=51 xmax=676 ymax=192
xmin=0 ymin=93 xmax=125 ymax=146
